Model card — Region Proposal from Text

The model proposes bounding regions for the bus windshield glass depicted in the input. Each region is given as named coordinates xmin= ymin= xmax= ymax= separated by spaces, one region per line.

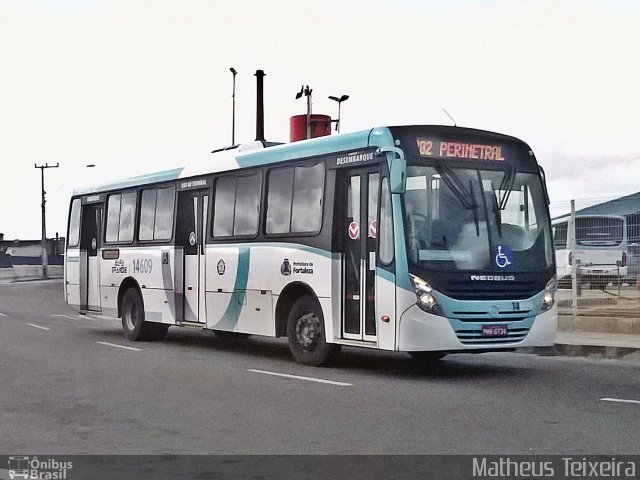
xmin=403 ymin=165 xmax=553 ymax=272
xmin=575 ymin=217 xmax=624 ymax=246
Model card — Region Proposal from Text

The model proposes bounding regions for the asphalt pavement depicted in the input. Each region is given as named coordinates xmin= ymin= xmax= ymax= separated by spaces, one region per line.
xmin=0 ymin=279 xmax=639 ymax=457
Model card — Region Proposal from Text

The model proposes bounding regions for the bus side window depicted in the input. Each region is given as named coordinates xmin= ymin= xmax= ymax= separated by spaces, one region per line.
xmin=213 ymin=173 xmax=261 ymax=238
xmin=68 ymin=199 xmax=81 ymax=247
xmin=379 ymin=177 xmax=394 ymax=264
xmin=105 ymin=191 xmax=136 ymax=243
xmin=139 ymin=186 xmax=175 ymax=241
xmin=265 ymin=162 xmax=324 ymax=235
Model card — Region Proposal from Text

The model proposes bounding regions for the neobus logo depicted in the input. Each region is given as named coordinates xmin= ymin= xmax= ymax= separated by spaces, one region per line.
xmin=470 ymin=275 xmax=516 ymax=281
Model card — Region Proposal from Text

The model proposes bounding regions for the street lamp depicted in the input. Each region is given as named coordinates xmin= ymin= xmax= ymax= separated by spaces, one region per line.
xmin=328 ymin=94 xmax=349 ymax=133
xmin=34 ymin=162 xmax=59 ymax=278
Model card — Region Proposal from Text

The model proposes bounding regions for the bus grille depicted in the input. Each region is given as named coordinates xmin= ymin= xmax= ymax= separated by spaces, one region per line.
xmin=443 ymin=281 xmax=540 ymax=300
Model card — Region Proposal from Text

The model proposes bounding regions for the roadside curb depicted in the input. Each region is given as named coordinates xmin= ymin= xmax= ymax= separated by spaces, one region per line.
xmin=0 ymin=276 xmax=63 ymax=285
xmin=519 ymin=344 xmax=640 ymax=363
xmin=559 ymin=314 xmax=640 ymax=334
xmin=518 ymin=328 xmax=640 ymax=362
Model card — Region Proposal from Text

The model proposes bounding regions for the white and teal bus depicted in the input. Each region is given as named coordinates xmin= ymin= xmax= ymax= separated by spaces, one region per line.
xmin=65 ymin=125 xmax=557 ymax=366
xmin=553 ymin=214 xmax=629 ymax=288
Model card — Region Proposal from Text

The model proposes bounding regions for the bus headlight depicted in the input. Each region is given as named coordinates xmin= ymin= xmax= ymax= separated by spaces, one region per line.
xmin=540 ymin=276 xmax=557 ymax=312
xmin=410 ymin=274 xmax=442 ymax=315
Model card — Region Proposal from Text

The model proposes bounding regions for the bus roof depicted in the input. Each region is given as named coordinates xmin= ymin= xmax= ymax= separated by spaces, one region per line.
xmin=73 ymin=127 xmax=392 ymax=196
xmin=72 ymin=124 xmax=528 ymax=196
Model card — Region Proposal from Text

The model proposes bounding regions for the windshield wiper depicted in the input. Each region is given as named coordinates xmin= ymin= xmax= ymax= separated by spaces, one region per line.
xmin=435 ymin=162 xmax=476 ymax=210
xmin=490 ymin=181 xmax=502 ymax=238
xmin=469 ymin=180 xmax=480 ymax=236
xmin=435 ymin=162 xmax=480 ymax=236
xmin=497 ymin=165 xmax=516 ymax=210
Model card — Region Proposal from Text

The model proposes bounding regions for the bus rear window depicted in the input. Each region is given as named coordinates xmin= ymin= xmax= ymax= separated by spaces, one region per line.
xmin=575 ymin=217 xmax=624 ymax=246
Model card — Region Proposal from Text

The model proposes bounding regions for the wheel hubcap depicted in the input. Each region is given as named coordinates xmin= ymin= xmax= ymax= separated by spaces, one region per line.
xmin=125 ymin=302 xmax=138 ymax=331
xmin=296 ymin=312 xmax=321 ymax=350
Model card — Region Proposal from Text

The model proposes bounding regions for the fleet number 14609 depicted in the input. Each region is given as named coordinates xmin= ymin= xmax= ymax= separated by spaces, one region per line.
xmin=133 ymin=258 xmax=153 ymax=274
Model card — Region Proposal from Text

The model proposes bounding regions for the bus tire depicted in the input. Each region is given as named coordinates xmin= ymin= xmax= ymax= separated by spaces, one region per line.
xmin=287 ymin=295 xmax=340 ymax=366
xmin=121 ymin=287 xmax=160 ymax=341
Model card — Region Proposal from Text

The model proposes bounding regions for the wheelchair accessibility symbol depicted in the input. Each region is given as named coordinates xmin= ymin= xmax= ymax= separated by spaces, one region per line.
xmin=495 ymin=245 xmax=513 ymax=269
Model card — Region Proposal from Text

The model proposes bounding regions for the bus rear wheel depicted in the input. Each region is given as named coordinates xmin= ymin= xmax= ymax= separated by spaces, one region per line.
xmin=121 ymin=288 xmax=168 ymax=341
xmin=287 ymin=295 xmax=340 ymax=366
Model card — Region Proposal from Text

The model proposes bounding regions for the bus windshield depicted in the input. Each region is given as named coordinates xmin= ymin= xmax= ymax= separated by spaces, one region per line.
xmin=575 ymin=217 xmax=624 ymax=246
xmin=403 ymin=165 xmax=553 ymax=273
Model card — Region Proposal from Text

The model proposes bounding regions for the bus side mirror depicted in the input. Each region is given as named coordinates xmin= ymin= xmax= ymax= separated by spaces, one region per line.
xmin=378 ymin=147 xmax=406 ymax=194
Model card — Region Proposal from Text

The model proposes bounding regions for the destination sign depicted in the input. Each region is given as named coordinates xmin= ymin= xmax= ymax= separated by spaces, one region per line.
xmin=327 ymin=148 xmax=380 ymax=169
xmin=416 ymin=137 xmax=505 ymax=161
xmin=83 ymin=194 xmax=103 ymax=204
xmin=178 ymin=178 xmax=208 ymax=190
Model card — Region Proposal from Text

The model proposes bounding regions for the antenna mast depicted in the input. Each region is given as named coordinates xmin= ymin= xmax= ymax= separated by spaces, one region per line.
xmin=229 ymin=67 xmax=237 ymax=145
xmin=442 ymin=108 xmax=457 ymax=127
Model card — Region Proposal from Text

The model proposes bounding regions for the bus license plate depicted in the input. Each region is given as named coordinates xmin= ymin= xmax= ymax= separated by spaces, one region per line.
xmin=482 ymin=324 xmax=508 ymax=337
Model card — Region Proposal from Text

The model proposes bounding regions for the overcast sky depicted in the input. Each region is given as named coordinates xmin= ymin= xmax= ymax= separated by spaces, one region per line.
xmin=1 ymin=0 xmax=639 ymax=239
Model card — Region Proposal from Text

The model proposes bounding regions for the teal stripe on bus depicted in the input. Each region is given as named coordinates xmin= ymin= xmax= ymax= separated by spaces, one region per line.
xmin=73 ymin=167 xmax=185 ymax=196
xmin=235 ymin=127 xmax=396 ymax=168
xmin=209 ymin=244 xmax=338 ymax=330
xmin=214 ymin=246 xmax=251 ymax=330
xmin=205 ymin=242 xmax=336 ymax=260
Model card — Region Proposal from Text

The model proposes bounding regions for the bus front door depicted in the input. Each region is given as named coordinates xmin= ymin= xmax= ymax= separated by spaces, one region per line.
xmin=79 ymin=203 xmax=102 ymax=311
xmin=342 ymin=169 xmax=380 ymax=342
xmin=177 ymin=189 xmax=208 ymax=323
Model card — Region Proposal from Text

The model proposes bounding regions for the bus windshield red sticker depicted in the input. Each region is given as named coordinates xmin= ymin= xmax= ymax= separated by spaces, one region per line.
xmin=348 ymin=222 xmax=359 ymax=240
xmin=368 ymin=220 xmax=377 ymax=239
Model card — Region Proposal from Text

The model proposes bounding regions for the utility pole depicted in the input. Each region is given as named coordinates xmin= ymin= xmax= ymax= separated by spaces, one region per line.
xmin=34 ymin=163 xmax=59 ymax=278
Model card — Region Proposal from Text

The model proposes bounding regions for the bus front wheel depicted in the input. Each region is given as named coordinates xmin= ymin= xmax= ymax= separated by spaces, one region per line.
xmin=287 ymin=295 xmax=340 ymax=366
xmin=121 ymin=288 xmax=168 ymax=341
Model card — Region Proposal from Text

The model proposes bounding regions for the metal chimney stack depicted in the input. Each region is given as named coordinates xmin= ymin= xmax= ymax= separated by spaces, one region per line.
xmin=255 ymin=70 xmax=265 ymax=142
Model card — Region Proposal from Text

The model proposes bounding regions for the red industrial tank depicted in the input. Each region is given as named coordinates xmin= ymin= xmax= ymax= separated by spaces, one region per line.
xmin=290 ymin=114 xmax=331 ymax=142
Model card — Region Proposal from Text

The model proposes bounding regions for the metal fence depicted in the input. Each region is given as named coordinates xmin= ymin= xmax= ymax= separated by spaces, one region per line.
xmin=551 ymin=196 xmax=640 ymax=317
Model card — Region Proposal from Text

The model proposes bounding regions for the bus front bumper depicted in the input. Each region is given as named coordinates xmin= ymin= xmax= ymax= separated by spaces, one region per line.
xmin=398 ymin=304 xmax=557 ymax=352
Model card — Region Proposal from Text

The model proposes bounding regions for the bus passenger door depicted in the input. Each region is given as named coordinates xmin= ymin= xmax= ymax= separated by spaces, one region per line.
xmin=80 ymin=203 xmax=102 ymax=311
xmin=342 ymin=169 xmax=380 ymax=342
xmin=177 ymin=189 xmax=208 ymax=323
